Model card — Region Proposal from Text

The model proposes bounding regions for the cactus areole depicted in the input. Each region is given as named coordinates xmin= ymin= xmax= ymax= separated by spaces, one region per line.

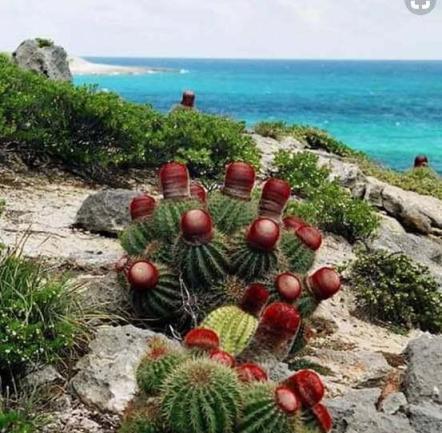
xmin=184 ymin=328 xmax=220 ymax=351
xmin=240 ymin=283 xmax=270 ymax=316
xmin=130 ymin=194 xmax=156 ymax=221
xmin=259 ymin=178 xmax=291 ymax=221
xmin=127 ymin=260 xmax=159 ymax=291
xmin=246 ymin=218 xmax=280 ymax=251
xmin=159 ymin=162 xmax=190 ymax=199
xmin=296 ymin=225 xmax=323 ymax=251
xmin=223 ymin=162 xmax=256 ymax=200
xmin=190 ymin=182 xmax=207 ymax=203
xmin=236 ymin=363 xmax=268 ymax=383
xmin=286 ymin=369 xmax=325 ymax=408
xmin=275 ymin=273 xmax=302 ymax=303
xmin=275 ymin=386 xmax=300 ymax=414
xmin=181 ymin=209 xmax=214 ymax=244
xmin=308 ymin=267 xmax=341 ymax=301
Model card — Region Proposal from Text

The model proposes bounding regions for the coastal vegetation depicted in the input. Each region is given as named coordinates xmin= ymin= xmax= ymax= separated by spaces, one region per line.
xmin=255 ymin=121 xmax=442 ymax=200
xmin=273 ymin=151 xmax=379 ymax=241
xmin=347 ymin=249 xmax=442 ymax=333
xmin=0 ymin=54 xmax=259 ymax=181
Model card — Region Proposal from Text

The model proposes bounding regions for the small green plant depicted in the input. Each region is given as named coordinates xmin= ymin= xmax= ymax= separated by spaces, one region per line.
xmin=0 ymin=409 xmax=37 ymax=433
xmin=254 ymin=121 xmax=289 ymax=140
xmin=35 ymin=38 xmax=54 ymax=48
xmin=347 ymin=250 xmax=442 ymax=333
xmin=0 ymin=249 xmax=87 ymax=373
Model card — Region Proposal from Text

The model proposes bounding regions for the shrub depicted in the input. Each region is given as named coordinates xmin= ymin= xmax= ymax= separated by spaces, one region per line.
xmin=0 ymin=55 xmax=259 ymax=180
xmin=274 ymin=151 xmax=379 ymax=241
xmin=347 ymin=250 xmax=442 ymax=333
xmin=254 ymin=121 xmax=289 ymax=140
xmin=0 ymin=250 xmax=86 ymax=373
xmin=0 ymin=409 xmax=37 ymax=433
xmin=35 ymin=38 xmax=54 ymax=48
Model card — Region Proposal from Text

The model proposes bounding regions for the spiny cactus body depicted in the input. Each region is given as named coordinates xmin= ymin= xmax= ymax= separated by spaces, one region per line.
xmin=162 ymin=359 xmax=241 ymax=433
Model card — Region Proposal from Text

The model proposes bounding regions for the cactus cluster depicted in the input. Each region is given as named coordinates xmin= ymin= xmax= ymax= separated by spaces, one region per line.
xmin=121 ymin=330 xmax=333 ymax=433
xmin=117 ymin=161 xmax=343 ymax=433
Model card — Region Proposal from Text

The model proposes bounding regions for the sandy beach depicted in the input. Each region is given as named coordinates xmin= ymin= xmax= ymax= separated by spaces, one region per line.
xmin=69 ymin=56 xmax=171 ymax=75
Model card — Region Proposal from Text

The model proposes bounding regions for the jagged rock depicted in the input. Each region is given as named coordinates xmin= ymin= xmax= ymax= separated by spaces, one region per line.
xmin=379 ymin=392 xmax=408 ymax=415
xmin=404 ymin=334 xmax=442 ymax=405
xmin=75 ymin=189 xmax=140 ymax=235
xmin=408 ymin=402 xmax=442 ymax=433
xmin=370 ymin=215 xmax=442 ymax=287
xmin=13 ymin=39 xmax=72 ymax=81
xmin=71 ymin=325 xmax=175 ymax=414
xmin=23 ymin=365 xmax=63 ymax=388
xmin=326 ymin=388 xmax=416 ymax=433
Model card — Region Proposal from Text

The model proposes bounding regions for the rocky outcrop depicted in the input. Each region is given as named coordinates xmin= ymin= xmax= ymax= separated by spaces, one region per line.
xmin=70 ymin=325 xmax=176 ymax=414
xmin=13 ymin=39 xmax=72 ymax=81
xmin=74 ymin=189 xmax=140 ymax=235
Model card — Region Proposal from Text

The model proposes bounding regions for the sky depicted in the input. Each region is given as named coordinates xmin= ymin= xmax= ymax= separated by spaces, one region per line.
xmin=0 ymin=0 xmax=441 ymax=59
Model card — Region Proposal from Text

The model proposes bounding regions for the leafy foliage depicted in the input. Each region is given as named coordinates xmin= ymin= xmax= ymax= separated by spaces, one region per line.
xmin=35 ymin=38 xmax=54 ymax=48
xmin=0 ymin=55 xmax=259 ymax=180
xmin=347 ymin=250 xmax=442 ymax=333
xmin=0 ymin=250 xmax=86 ymax=372
xmin=274 ymin=151 xmax=379 ymax=241
xmin=0 ymin=409 xmax=38 ymax=433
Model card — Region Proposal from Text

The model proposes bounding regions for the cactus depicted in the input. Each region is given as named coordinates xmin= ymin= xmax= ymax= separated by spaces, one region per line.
xmin=238 ymin=383 xmax=300 ymax=433
xmin=285 ymin=369 xmax=325 ymax=408
xmin=162 ymin=359 xmax=242 ymax=433
xmin=136 ymin=337 xmax=186 ymax=394
xmin=236 ymin=363 xmax=268 ymax=383
xmin=209 ymin=162 xmax=257 ymax=235
xmin=258 ymin=178 xmax=291 ymax=222
xmin=120 ymin=398 xmax=166 ymax=433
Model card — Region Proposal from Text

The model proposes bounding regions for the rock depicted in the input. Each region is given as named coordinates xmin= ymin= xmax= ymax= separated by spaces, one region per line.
xmin=370 ymin=215 xmax=442 ymax=287
xmin=404 ymin=334 xmax=442 ymax=405
xmin=327 ymin=388 xmax=416 ymax=433
xmin=314 ymin=233 xmax=355 ymax=269
xmin=13 ymin=39 xmax=72 ymax=81
xmin=71 ymin=325 xmax=175 ymax=414
xmin=23 ymin=365 xmax=63 ymax=388
xmin=75 ymin=189 xmax=140 ymax=235
xmin=379 ymin=392 xmax=408 ymax=415
xmin=408 ymin=402 xmax=442 ymax=433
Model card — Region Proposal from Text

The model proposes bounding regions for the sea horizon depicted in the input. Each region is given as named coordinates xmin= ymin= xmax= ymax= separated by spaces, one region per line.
xmin=75 ymin=57 xmax=442 ymax=174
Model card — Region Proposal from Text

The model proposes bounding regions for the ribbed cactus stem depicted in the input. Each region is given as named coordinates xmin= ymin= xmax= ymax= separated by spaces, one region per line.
xmin=223 ymin=162 xmax=256 ymax=200
xmin=258 ymin=178 xmax=291 ymax=222
xmin=159 ymin=162 xmax=190 ymax=199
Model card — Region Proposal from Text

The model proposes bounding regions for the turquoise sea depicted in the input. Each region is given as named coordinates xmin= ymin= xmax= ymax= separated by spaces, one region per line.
xmin=74 ymin=58 xmax=442 ymax=173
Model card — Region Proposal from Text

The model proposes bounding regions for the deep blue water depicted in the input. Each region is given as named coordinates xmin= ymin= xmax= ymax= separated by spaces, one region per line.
xmin=74 ymin=58 xmax=442 ymax=173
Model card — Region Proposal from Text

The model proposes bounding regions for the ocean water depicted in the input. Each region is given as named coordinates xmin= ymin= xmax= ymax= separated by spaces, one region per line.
xmin=74 ymin=58 xmax=442 ymax=173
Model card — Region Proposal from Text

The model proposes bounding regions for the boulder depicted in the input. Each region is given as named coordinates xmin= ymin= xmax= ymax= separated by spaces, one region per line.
xmin=404 ymin=334 xmax=442 ymax=405
xmin=13 ymin=39 xmax=72 ymax=81
xmin=70 ymin=325 xmax=176 ymax=414
xmin=75 ymin=189 xmax=140 ymax=235
xmin=408 ymin=402 xmax=442 ymax=433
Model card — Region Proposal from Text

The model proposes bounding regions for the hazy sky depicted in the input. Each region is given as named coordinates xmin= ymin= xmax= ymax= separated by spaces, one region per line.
xmin=0 ymin=0 xmax=441 ymax=59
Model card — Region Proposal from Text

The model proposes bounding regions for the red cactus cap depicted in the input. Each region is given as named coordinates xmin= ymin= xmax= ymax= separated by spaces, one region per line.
xmin=236 ymin=363 xmax=268 ymax=383
xmin=307 ymin=267 xmax=341 ymax=301
xmin=223 ymin=162 xmax=256 ymax=200
xmin=240 ymin=283 xmax=270 ymax=316
xmin=296 ymin=226 xmax=322 ymax=251
xmin=130 ymin=194 xmax=156 ymax=221
xmin=275 ymin=386 xmax=301 ymax=414
xmin=209 ymin=349 xmax=236 ymax=367
xmin=258 ymin=302 xmax=301 ymax=341
xmin=311 ymin=403 xmax=333 ymax=433
xmin=184 ymin=328 xmax=220 ymax=351
xmin=114 ymin=255 xmax=130 ymax=273
xmin=181 ymin=209 xmax=214 ymax=244
xmin=127 ymin=260 xmax=159 ymax=291
xmin=285 ymin=369 xmax=325 ymax=408
xmin=284 ymin=216 xmax=308 ymax=233
xmin=246 ymin=218 xmax=280 ymax=252
xmin=190 ymin=182 xmax=208 ymax=203
xmin=159 ymin=162 xmax=190 ymax=199
xmin=275 ymin=273 xmax=302 ymax=303
xmin=258 ymin=178 xmax=291 ymax=222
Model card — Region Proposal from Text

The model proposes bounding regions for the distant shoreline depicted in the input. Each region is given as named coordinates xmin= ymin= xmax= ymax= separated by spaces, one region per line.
xmin=69 ymin=56 xmax=175 ymax=75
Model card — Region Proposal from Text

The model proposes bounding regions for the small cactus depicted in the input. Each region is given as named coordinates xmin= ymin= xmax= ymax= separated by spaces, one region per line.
xmin=238 ymin=382 xmax=299 ymax=433
xmin=162 ymin=359 xmax=241 ymax=433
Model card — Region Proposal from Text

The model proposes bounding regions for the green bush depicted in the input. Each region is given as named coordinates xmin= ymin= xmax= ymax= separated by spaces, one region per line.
xmin=0 ymin=409 xmax=38 ymax=433
xmin=254 ymin=121 xmax=288 ymax=139
xmin=35 ymin=38 xmax=54 ymax=48
xmin=347 ymin=250 xmax=442 ymax=333
xmin=274 ymin=150 xmax=379 ymax=241
xmin=0 ymin=250 xmax=86 ymax=372
xmin=0 ymin=55 xmax=259 ymax=179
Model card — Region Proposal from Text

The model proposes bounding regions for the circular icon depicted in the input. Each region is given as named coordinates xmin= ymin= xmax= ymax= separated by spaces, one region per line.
xmin=405 ymin=0 xmax=437 ymax=15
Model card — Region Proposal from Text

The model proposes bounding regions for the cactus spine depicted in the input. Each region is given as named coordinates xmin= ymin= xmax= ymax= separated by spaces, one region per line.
xmin=162 ymin=359 xmax=241 ymax=433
